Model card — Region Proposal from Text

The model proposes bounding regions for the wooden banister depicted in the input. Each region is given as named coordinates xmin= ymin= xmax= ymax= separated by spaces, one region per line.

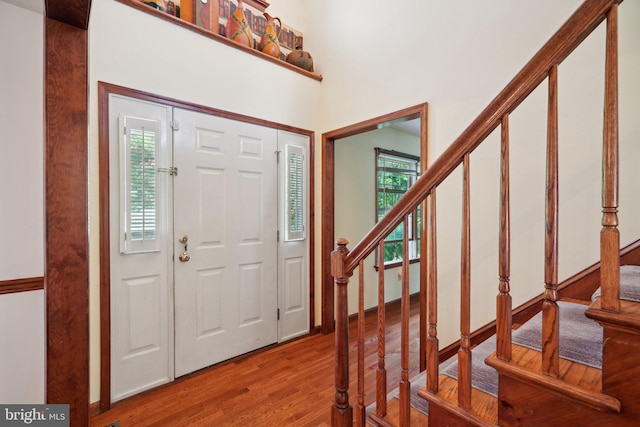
xmin=331 ymin=239 xmax=353 ymax=426
xmin=331 ymin=1 xmax=624 ymax=425
xmin=341 ymin=0 xmax=619 ymax=275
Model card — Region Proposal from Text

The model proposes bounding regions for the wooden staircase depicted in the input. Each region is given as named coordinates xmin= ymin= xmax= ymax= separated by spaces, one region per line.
xmin=330 ymin=0 xmax=640 ymax=425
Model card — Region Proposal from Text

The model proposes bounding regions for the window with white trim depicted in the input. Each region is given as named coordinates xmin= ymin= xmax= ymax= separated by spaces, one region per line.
xmin=119 ymin=115 xmax=160 ymax=253
xmin=375 ymin=148 xmax=421 ymax=267
xmin=284 ymin=144 xmax=306 ymax=241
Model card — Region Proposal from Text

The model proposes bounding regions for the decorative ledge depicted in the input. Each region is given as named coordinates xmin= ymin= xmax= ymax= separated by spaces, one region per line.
xmin=244 ymin=0 xmax=270 ymax=12
xmin=0 ymin=276 xmax=44 ymax=294
xmin=116 ymin=0 xmax=323 ymax=81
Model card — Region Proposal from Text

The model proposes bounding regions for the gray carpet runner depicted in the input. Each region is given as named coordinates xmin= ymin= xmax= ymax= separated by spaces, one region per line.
xmin=398 ymin=300 xmax=603 ymax=416
xmin=369 ymin=265 xmax=640 ymax=418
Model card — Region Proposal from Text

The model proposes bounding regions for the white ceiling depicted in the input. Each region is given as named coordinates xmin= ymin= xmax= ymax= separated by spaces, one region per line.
xmin=391 ymin=119 xmax=420 ymax=137
xmin=2 ymin=0 xmax=44 ymax=14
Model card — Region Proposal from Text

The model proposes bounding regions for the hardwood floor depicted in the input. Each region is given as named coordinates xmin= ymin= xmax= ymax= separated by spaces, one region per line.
xmin=91 ymin=296 xmax=422 ymax=427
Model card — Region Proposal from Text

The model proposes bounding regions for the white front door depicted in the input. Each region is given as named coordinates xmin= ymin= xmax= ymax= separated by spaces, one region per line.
xmin=172 ymin=109 xmax=279 ymax=376
xmin=109 ymin=95 xmax=174 ymax=402
xmin=109 ymin=95 xmax=309 ymax=399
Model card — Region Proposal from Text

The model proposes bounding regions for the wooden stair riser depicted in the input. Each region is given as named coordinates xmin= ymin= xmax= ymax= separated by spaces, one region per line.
xmin=600 ymin=324 xmax=640 ymax=425
xmin=429 ymin=404 xmax=481 ymax=427
xmin=497 ymin=375 xmax=620 ymax=427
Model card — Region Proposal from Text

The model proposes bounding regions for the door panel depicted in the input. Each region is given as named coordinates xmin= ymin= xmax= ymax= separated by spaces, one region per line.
xmin=277 ymin=131 xmax=310 ymax=341
xmin=173 ymin=109 xmax=278 ymax=377
xmin=109 ymin=95 xmax=173 ymax=402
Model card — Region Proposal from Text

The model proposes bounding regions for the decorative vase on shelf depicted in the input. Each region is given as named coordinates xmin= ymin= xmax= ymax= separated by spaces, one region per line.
xmin=225 ymin=0 xmax=254 ymax=48
xmin=143 ymin=0 xmax=166 ymax=12
xmin=207 ymin=0 xmax=220 ymax=34
xmin=285 ymin=46 xmax=314 ymax=72
xmin=258 ymin=13 xmax=282 ymax=58
xmin=179 ymin=0 xmax=193 ymax=23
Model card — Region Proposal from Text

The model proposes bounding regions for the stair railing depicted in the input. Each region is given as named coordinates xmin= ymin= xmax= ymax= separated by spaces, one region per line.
xmin=331 ymin=0 xmax=623 ymax=425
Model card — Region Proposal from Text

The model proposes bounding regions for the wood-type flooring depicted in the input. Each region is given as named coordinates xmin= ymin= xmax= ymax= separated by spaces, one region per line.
xmin=91 ymin=295 xmax=422 ymax=426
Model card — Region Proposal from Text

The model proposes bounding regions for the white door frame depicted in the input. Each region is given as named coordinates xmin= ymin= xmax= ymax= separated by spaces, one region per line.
xmin=99 ymin=84 xmax=315 ymax=409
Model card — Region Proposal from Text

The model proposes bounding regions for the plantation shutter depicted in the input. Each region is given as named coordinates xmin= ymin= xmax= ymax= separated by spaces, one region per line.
xmin=284 ymin=144 xmax=306 ymax=241
xmin=119 ymin=115 xmax=161 ymax=253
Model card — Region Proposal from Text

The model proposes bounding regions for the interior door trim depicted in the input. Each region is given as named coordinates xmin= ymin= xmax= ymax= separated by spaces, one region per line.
xmin=320 ymin=103 xmax=429 ymax=334
xmin=98 ymin=81 xmax=315 ymax=412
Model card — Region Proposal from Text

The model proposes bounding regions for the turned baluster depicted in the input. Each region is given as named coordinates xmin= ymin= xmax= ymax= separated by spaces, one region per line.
xmin=458 ymin=153 xmax=472 ymax=409
xmin=497 ymin=114 xmax=512 ymax=361
xmin=375 ymin=241 xmax=387 ymax=417
xmin=398 ymin=215 xmax=412 ymax=425
xmin=426 ymin=190 xmax=439 ymax=393
xmin=356 ymin=261 xmax=365 ymax=427
xmin=331 ymin=238 xmax=353 ymax=427
xmin=601 ymin=4 xmax=620 ymax=312
xmin=542 ymin=65 xmax=560 ymax=377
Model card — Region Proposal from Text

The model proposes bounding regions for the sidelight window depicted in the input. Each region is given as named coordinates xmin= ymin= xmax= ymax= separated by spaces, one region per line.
xmin=284 ymin=144 xmax=306 ymax=241
xmin=120 ymin=115 xmax=160 ymax=253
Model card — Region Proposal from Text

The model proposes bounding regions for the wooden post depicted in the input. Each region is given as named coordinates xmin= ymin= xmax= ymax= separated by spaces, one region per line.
xmin=356 ymin=261 xmax=365 ymax=426
xmin=376 ymin=241 xmax=387 ymax=417
xmin=601 ymin=3 xmax=620 ymax=312
xmin=426 ymin=190 xmax=439 ymax=393
xmin=45 ymin=17 xmax=90 ymax=425
xmin=399 ymin=216 xmax=411 ymax=425
xmin=497 ymin=114 xmax=512 ymax=361
xmin=542 ymin=65 xmax=560 ymax=377
xmin=332 ymin=238 xmax=353 ymax=426
xmin=458 ymin=154 xmax=472 ymax=409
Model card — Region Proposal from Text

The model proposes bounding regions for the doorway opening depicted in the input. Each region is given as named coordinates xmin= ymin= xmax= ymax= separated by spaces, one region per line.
xmin=320 ymin=103 xmax=429 ymax=334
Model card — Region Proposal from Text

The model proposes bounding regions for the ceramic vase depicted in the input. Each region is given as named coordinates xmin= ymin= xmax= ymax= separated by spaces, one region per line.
xmin=285 ymin=46 xmax=314 ymax=72
xmin=225 ymin=0 xmax=254 ymax=48
xmin=258 ymin=13 xmax=282 ymax=58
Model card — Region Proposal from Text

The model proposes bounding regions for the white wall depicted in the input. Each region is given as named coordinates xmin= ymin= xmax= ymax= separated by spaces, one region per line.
xmin=335 ymin=127 xmax=421 ymax=313
xmin=0 ymin=0 xmax=45 ymax=404
xmin=0 ymin=292 xmax=45 ymax=403
xmin=87 ymin=0 xmax=323 ymax=403
xmin=1 ymin=0 xmax=637 ymax=408
xmin=305 ymin=0 xmax=640 ymax=347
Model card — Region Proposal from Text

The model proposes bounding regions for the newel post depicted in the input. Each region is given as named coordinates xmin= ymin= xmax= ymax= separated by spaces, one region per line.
xmin=331 ymin=238 xmax=353 ymax=426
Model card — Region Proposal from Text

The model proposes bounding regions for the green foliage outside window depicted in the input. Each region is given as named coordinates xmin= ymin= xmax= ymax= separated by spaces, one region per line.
xmin=376 ymin=149 xmax=420 ymax=264
xmin=288 ymin=152 xmax=304 ymax=234
xmin=129 ymin=128 xmax=157 ymax=241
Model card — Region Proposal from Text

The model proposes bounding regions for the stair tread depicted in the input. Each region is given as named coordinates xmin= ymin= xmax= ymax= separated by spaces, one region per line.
xmin=418 ymin=343 xmax=608 ymax=425
xmin=508 ymin=344 xmax=602 ymax=391
xmin=587 ymin=298 xmax=640 ymax=330
xmin=419 ymin=375 xmax=498 ymax=425
xmin=367 ymin=397 xmax=428 ymax=426
xmin=487 ymin=344 xmax=621 ymax=413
